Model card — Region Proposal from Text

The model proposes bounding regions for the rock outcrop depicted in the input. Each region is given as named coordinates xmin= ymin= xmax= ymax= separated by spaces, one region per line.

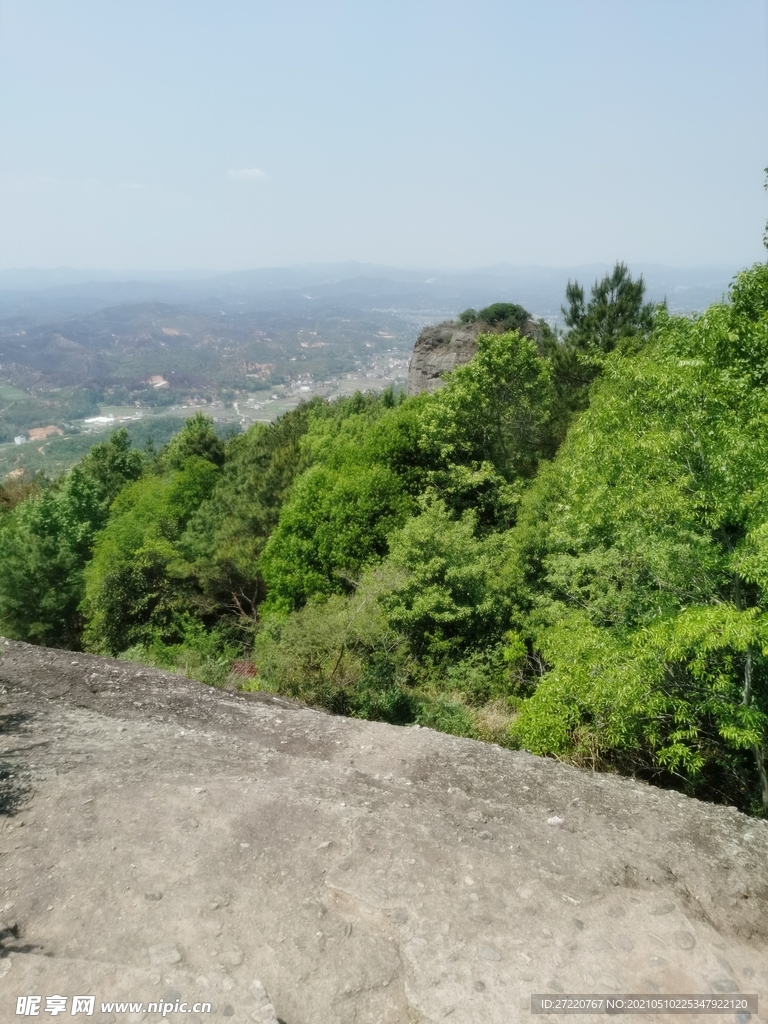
xmin=1 ymin=638 xmax=767 ymax=1023
xmin=406 ymin=319 xmax=539 ymax=396
xmin=406 ymin=321 xmax=485 ymax=396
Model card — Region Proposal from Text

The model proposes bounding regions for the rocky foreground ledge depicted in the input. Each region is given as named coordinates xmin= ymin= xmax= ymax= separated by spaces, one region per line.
xmin=1 ymin=638 xmax=767 ymax=1024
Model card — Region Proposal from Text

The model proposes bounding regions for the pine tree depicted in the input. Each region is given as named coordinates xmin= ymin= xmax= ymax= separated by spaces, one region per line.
xmin=544 ymin=262 xmax=658 ymax=437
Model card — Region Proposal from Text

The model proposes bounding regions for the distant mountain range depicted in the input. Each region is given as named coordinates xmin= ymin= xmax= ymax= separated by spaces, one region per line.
xmin=0 ymin=260 xmax=747 ymax=469
xmin=0 ymin=262 xmax=741 ymax=324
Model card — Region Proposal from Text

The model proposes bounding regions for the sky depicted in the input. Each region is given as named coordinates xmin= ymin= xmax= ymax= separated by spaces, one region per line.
xmin=0 ymin=0 xmax=766 ymax=272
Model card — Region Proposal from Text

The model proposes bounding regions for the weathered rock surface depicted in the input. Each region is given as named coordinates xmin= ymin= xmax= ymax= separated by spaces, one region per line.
xmin=406 ymin=319 xmax=538 ymax=396
xmin=1 ymin=637 xmax=767 ymax=1023
xmin=406 ymin=321 xmax=484 ymax=396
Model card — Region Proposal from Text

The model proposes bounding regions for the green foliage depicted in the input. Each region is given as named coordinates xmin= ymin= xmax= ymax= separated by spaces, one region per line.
xmin=420 ymin=330 xmax=552 ymax=482
xmin=158 ymin=411 xmax=226 ymax=470
xmin=79 ymin=428 xmax=145 ymax=506
xmin=476 ymin=302 xmax=531 ymax=330
xmin=6 ymin=261 xmax=768 ymax=814
xmin=416 ymin=694 xmax=478 ymax=737
xmin=728 ymin=259 xmax=768 ymax=324
xmin=512 ymin=267 xmax=768 ymax=811
xmin=544 ymin=262 xmax=658 ymax=436
xmin=252 ymin=565 xmax=516 ymax=739
xmin=458 ymin=303 xmax=530 ymax=330
xmin=258 ymin=394 xmax=431 ymax=613
xmin=260 ymin=461 xmax=412 ymax=613
xmin=180 ymin=399 xmax=326 ymax=623
xmin=119 ymin=620 xmax=242 ymax=688
xmin=561 ymin=261 xmax=655 ymax=355
xmin=82 ymin=456 xmax=220 ymax=654
xmin=300 ymin=390 xmax=429 ymax=494
xmin=0 ymin=430 xmax=148 ymax=647
xmin=0 ymin=467 xmax=103 ymax=646
xmin=381 ymin=496 xmax=513 ymax=660
xmin=258 ymin=353 xmax=545 ymax=618
xmin=253 ymin=570 xmax=415 ymax=723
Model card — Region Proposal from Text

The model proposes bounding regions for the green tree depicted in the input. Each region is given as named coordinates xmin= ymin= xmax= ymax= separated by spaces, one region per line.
xmin=159 ymin=411 xmax=225 ymax=471
xmin=79 ymin=428 xmax=145 ymax=506
xmin=260 ymin=461 xmax=412 ymax=614
xmin=0 ymin=429 xmax=149 ymax=647
xmin=82 ymin=456 xmax=220 ymax=655
xmin=381 ymin=496 xmax=513 ymax=661
xmin=253 ymin=570 xmax=413 ymax=723
xmin=562 ymin=261 xmax=655 ymax=355
xmin=0 ymin=467 xmax=103 ymax=647
xmin=458 ymin=303 xmax=531 ymax=330
xmin=512 ymin=266 xmax=768 ymax=812
xmin=546 ymin=262 xmax=657 ymax=428
xmin=180 ymin=400 xmax=327 ymax=622
xmin=420 ymin=329 xmax=552 ymax=483
xmin=257 ymin=393 xmax=430 ymax=614
xmin=476 ymin=302 xmax=531 ymax=330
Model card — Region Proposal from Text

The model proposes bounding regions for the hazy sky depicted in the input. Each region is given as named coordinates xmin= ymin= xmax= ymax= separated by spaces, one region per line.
xmin=0 ymin=0 xmax=766 ymax=271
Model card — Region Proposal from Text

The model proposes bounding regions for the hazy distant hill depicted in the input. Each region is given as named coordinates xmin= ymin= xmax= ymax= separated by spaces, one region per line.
xmin=0 ymin=262 xmax=739 ymax=324
xmin=0 ymin=261 xmax=740 ymax=458
xmin=0 ymin=299 xmax=416 ymax=391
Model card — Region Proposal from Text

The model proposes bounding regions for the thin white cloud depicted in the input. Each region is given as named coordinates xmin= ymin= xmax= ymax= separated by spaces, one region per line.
xmin=227 ymin=167 xmax=267 ymax=181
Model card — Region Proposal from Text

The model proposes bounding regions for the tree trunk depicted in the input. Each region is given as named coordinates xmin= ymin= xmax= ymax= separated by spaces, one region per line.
xmin=753 ymin=743 xmax=768 ymax=813
xmin=742 ymin=646 xmax=768 ymax=813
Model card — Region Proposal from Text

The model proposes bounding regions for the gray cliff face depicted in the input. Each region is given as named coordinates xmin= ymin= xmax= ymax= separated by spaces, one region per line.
xmin=406 ymin=319 xmax=538 ymax=396
xmin=406 ymin=321 xmax=484 ymax=396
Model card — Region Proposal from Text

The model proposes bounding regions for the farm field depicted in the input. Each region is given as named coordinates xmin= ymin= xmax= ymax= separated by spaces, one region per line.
xmin=0 ymin=381 xmax=30 ymax=403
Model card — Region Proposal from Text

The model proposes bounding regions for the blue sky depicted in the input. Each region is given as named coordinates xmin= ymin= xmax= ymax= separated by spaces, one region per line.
xmin=0 ymin=0 xmax=766 ymax=271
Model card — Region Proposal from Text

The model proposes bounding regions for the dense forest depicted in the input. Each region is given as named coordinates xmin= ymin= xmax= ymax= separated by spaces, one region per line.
xmin=2 ymin=261 xmax=768 ymax=815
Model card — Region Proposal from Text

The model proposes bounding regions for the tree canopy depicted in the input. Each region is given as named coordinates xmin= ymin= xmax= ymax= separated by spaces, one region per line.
xmin=3 ymin=262 xmax=768 ymax=814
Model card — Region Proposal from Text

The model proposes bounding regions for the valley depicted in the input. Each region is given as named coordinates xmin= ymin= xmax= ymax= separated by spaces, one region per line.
xmin=0 ymin=297 xmax=413 ymax=475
